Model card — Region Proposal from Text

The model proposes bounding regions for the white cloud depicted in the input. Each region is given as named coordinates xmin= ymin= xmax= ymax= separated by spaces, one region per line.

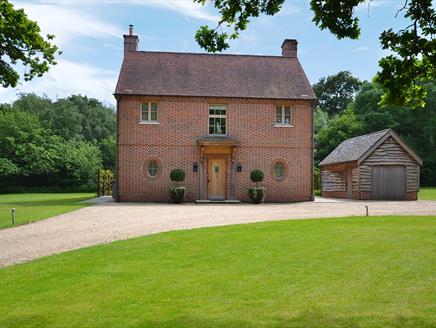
xmin=355 ymin=0 xmax=400 ymax=14
xmin=353 ymin=46 xmax=369 ymax=52
xmin=127 ymin=0 xmax=219 ymax=22
xmin=11 ymin=2 xmax=125 ymax=47
xmin=276 ymin=2 xmax=301 ymax=16
xmin=239 ymin=32 xmax=257 ymax=42
xmin=0 ymin=60 xmax=118 ymax=106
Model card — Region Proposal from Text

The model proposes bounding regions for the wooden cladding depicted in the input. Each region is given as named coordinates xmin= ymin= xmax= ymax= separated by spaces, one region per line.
xmin=360 ymin=137 xmax=419 ymax=192
xmin=321 ymin=169 xmax=346 ymax=192
xmin=352 ymin=167 xmax=359 ymax=191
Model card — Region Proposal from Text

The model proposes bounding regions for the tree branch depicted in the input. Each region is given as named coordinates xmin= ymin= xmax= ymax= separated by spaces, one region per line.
xmin=395 ymin=0 xmax=409 ymax=18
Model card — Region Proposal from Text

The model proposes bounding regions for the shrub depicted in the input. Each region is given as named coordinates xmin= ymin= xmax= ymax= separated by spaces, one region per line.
xmin=169 ymin=168 xmax=186 ymax=203
xmin=250 ymin=169 xmax=264 ymax=186
xmin=170 ymin=168 xmax=186 ymax=186
xmin=314 ymin=166 xmax=321 ymax=191
xmin=248 ymin=187 xmax=266 ymax=204
xmin=248 ymin=170 xmax=265 ymax=203
xmin=98 ymin=168 xmax=114 ymax=196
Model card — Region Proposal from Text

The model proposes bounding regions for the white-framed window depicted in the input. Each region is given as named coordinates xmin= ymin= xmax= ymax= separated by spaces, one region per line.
xmin=275 ymin=106 xmax=292 ymax=126
xmin=141 ymin=102 xmax=158 ymax=123
xmin=208 ymin=105 xmax=227 ymax=135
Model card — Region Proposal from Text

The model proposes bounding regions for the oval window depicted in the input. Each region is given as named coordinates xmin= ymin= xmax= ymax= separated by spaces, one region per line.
xmin=274 ymin=162 xmax=285 ymax=180
xmin=148 ymin=160 xmax=158 ymax=177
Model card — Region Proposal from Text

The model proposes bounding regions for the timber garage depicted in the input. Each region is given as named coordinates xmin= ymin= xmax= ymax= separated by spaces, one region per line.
xmin=319 ymin=129 xmax=422 ymax=200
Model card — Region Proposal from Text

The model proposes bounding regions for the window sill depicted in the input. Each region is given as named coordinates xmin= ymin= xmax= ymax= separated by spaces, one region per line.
xmin=139 ymin=121 xmax=159 ymax=125
xmin=274 ymin=124 xmax=293 ymax=128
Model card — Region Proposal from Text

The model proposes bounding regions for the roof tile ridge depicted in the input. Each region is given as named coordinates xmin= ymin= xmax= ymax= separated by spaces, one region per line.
xmin=131 ymin=50 xmax=294 ymax=59
xmin=344 ymin=128 xmax=391 ymax=142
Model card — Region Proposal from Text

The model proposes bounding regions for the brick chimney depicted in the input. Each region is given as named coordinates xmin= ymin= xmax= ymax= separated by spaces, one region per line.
xmin=281 ymin=39 xmax=298 ymax=57
xmin=123 ymin=24 xmax=138 ymax=52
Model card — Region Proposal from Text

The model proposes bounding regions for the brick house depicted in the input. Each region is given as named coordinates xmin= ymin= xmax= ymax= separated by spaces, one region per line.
xmin=114 ymin=26 xmax=316 ymax=202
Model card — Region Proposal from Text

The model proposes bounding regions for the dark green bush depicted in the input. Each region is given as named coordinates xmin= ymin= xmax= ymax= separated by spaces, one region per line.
xmin=248 ymin=187 xmax=266 ymax=204
xmin=169 ymin=186 xmax=186 ymax=203
xmin=250 ymin=169 xmax=264 ymax=185
xmin=313 ymin=166 xmax=321 ymax=191
xmin=170 ymin=168 xmax=186 ymax=185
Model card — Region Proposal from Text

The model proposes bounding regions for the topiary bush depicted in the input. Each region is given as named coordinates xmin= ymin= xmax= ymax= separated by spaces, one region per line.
xmin=248 ymin=187 xmax=266 ymax=204
xmin=248 ymin=169 xmax=265 ymax=204
xmin=170 ymin=168 xmax=186 ymax=186
xmin=169 ymin=168 xmax=186 ymax=203
xmin=250 ymin=169 xmax=264 ymax=187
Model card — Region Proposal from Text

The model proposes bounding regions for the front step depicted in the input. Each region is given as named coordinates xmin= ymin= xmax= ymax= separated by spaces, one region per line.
xmin=195 ymin=200 xmax=241 ymax=204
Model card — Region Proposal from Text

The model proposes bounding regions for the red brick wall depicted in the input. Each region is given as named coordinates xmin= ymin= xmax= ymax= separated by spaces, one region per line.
xmin=321 ymin=191 xmax=347 ymax=199
xmin=116 ymin=95 xmax=313 ymax=202
xmin=406 ymin=192 xmax=417 ymax=201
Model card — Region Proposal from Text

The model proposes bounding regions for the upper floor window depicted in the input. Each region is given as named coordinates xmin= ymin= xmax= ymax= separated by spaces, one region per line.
xmin=209 ymin=105 xmax=226 ymax=135
xmin=141 ymin=102 xmax=158 ymax=123
xmin=275 ymin=106 xmax=292 ymax=126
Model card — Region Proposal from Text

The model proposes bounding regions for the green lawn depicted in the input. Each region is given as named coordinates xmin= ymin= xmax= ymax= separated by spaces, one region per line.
xmin=0 ymin=193 xmax=95 ymax=229
xmin=0 ymin=216 xmax=435 ymax=328
xmin=419 ymin=187 xmax=436 ymax=200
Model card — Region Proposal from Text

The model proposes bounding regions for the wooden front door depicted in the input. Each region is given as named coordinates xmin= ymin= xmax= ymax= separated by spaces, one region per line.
xmin=372 ymin=165 xmax=406 ymax=200
xmin=208 ymin=158 xmax=227 ymax=200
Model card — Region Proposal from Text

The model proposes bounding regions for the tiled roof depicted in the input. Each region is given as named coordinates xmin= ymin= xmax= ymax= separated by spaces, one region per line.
xmin=115 ymin=51 xmax=316 ymax=100
xmin=319 ymin=129 xmax=391 ymax=166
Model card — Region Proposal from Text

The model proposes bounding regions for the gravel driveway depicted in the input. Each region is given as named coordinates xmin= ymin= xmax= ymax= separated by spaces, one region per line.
xmin=1 ymin=198 xmax=436 ymax=267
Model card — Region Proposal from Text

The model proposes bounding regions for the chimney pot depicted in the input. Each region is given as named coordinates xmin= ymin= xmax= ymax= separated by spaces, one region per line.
xmin=124 ymin=24 xmax=139 ymax=52
xmin=281 ymin=39 xmax=298 ymax=57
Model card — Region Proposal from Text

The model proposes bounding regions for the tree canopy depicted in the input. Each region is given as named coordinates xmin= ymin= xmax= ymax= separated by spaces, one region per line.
xmin=313 ymin=71 xmax=362 ymax=117
xmin=0 ymin=94 xmax=116 ymax=192
xmin=195 ymin=0 xmax=436 ymax=108
xmin=0 ymin=0 xmax=60 ymax=87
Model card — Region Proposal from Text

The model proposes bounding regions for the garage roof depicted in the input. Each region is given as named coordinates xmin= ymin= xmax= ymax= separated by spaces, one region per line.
xmin=319 ymin=129 xmax=423 ymax=166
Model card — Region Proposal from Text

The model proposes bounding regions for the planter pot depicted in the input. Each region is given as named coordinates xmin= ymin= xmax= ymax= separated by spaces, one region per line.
xmin=248 ymin=187 xmax=265 ymax=204
xmin=170 ymin=187 xmax=186 ymax=204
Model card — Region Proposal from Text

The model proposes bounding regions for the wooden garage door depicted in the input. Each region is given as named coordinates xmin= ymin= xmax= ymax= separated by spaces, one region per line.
xmin=371 ymin=165 xmax=406 ymax=200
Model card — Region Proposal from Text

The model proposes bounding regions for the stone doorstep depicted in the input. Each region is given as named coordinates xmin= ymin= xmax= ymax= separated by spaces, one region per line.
xmin=195 ymin=200 xmax=241 ymax=204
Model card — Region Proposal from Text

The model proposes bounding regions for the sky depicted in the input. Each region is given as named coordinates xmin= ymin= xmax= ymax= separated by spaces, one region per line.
xmin=1 ymin=0 xmax=414 ymax=106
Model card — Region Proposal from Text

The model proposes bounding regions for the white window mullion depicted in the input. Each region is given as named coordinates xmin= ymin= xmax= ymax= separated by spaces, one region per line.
xmin=148 ymin=103 xmax=152 ymax=121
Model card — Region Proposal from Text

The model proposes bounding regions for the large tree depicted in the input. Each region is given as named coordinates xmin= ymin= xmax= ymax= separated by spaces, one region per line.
xmin=194 ymin=0 xmax=436 ymax=108
xmin=313 ymin=71 xmax=362 ymax=117
xmin=0 ymin=107 xmax=102 ymax=189
xmin=0 ymin=0 xmax=59 ymax=87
